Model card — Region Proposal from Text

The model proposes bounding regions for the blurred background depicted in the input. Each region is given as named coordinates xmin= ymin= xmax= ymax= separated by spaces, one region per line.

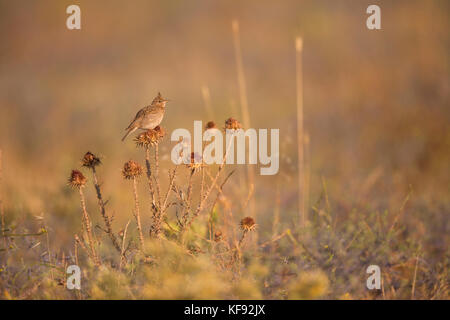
xmin=0 ymin=0 xmax=448 ymax=260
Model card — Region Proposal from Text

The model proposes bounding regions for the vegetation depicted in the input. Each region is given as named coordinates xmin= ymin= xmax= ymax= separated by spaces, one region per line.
xmin=0 ymin=1 xmax=448 ymax=300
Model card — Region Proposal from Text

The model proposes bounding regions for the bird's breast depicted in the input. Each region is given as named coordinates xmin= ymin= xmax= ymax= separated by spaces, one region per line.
xmin=140 ymin=111 xmax=164 ymax=129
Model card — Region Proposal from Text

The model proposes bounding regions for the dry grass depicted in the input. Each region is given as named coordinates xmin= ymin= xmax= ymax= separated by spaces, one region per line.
xmin=0 ymin=1 xmax=449 ymax=300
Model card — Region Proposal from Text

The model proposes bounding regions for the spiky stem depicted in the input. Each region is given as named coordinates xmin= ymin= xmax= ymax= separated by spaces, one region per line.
xmin=92 ymin=167 xmax=121 ymax=252
xmin=132 ymin=177 xmax=145 ymax=249
xmin=151 ymin=165 xmax=179 ymax=238
xmin=145 ymin=146 xmax=156 ymax=208
xmin=181 ymin=170 xmax=195 ymax=229
xmin=154 ymin=145 xmax=162 ymax=210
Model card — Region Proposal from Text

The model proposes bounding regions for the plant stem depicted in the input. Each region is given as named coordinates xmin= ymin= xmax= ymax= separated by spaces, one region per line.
xmin=78 ymin=189 xmax=100 ymax=267
xmin=92 ymin=167 xmax=121 ymax=252
xmin=132 ymin=177 xmax=145 ymax=249
xmin=154 ymin=145 xmax=162 ymax=210
xmin=145 ymin=146 xmax=156 ymax=207
xmin=296 ymin=36 xmax=306 ymax=228
xmin=0 ymin=149 xmax=6 ymax=250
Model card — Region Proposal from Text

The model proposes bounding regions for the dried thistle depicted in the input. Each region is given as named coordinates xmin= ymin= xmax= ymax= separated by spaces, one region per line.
xmin=69 ymin=169 xmax=100 ymax=267
xmin=214 ymin=230 xmax=223 ymax=242
xmin=123 ymin=160 xmax=145 ymax=249
xmin=187 ymin=152 xmax=204 ymax=173
xmin=240 ymin=216 xmax=256 ymax=232
xmin=68 ymin=170 xmax=87 ymax=189
xmin=134 ymin=126 xmax=165 ymax=148
xmin=82 ymin=152 xmax=101 ymax=169
xmin=205 ymin=121 xmax=217 ymax=130
xmin=83 ymin=152 xmax=121 ymax=252
xmin=224 ymin=117 xmax=242 ymax=131
xmin=122 ymin=160 xmax=143 ymax=180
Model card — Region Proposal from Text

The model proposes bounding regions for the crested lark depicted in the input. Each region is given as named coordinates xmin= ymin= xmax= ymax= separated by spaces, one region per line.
xmin=122 ymin=92 xmax=169 ymax=141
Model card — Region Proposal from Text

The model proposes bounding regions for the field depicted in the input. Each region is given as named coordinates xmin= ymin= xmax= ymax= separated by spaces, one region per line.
xmin=0 ymin=0 xmax=448 ymax=300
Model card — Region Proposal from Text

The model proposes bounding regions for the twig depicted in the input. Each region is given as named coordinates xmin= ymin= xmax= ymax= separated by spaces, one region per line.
xmin=195 ymin=136 xmax=234 ymax=217
xmin=181 ymin=170 xmax=195 ymax=228
xmin=119 ymin=220 xmax=131 ymax=271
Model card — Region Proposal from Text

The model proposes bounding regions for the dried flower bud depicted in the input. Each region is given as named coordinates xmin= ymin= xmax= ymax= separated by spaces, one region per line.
xmin=224 ymin=117 xmax=242 ymax=130
xmin=205 ymin=121 xmax=217 ymax=130
xmin=134 ymin=126 xmax=165 ymax=148
xmin=122 ymin=160 xmax=143 ymax=179
xmin=82 ymin=152 xmax=101 ymax=169
xmin=187 ymin=152 xmax=204 ymax=173
xmin=240 ymin=216 xmax=256 ymax=232
xmin=214 ymin=230 xmax=223 ymax=242
xmin=68 ymin=170 xmax=87 ymax=188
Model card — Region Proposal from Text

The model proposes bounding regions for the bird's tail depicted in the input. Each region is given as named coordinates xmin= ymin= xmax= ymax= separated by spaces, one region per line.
xmin=121 ymin=127 xmax=137 ymax=142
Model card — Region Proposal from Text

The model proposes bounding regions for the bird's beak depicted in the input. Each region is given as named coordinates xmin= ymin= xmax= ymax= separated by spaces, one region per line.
xmin=164 ymin=99 xmax=171 ymax=103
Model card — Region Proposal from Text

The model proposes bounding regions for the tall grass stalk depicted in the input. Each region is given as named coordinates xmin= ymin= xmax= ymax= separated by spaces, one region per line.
xmin=295 ymin=37 xmax=306 ymax=227
xmin=411 ymin=255 xmax=420 ymax=299
xmin=232 ymin=20 xmax=256 ymax=227
xmin=304 ymin=131 xmax=310 ymax=224
xmin=0 ymin=149 xmax=6 ymax=249
xmin=201 ymin=85 xmax=214 ymax=120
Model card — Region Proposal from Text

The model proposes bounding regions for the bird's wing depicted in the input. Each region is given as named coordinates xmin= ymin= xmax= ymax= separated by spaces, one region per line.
xmin=125 ymin=107 xmax=147 ymax=130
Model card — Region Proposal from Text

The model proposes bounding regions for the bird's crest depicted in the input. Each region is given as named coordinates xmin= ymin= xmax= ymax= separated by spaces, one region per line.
xmin=152 ymin=92 xmax=169 ymax=104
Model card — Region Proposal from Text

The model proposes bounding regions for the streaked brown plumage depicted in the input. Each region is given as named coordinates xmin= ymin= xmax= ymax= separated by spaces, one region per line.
xmin=122 ymin=92 xmax=169 ymax=141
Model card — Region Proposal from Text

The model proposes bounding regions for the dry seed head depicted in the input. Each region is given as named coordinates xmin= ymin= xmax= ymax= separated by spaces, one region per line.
xmin=82 ymin=151 xmax=101 ymax=169
xmin=205 ymin=121 xmax=217 ymax=130
xmin=122 ymin=160 xmax=143 ymax=179
xmin=224 ymin=117 xmax=242 ymax=131
xmin=134 ymin=126 xmax=165 ymax=148
xmin=187 ymin=152 xmax=204 ymax=173
xmin=240 ymin=216 xmax=256 ymax=232
xmin=68 ymin=170 xmax=87 ymax=189
xmin=214 ymin=230 xmax=223 ymax=242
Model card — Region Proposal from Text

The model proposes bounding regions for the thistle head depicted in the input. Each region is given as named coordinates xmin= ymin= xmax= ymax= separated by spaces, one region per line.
xmin=240 ymin=217 xmax=256 ymax=232
xmin=214 ymin=230 xmax=223 ymax=242
xmin=134 ymin=126 xmax=165 ymax=148
xmin=68 ymin=170 xmax=87 ymax=189
xmin=205 ymin=121 xmax=217 ymax=130
xmin=224 ymin=117 xmax=242 ymax=131
xmin=82 ymin=152 xmax=101 ymax=169
xmin=122 ymin=160 xmax=143 ymax=179
xmin=187 ymin=152 xmax=204 ymax=173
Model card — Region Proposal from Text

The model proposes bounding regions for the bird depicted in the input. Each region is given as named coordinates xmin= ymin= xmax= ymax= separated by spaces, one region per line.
xmin=121 ymin=92 xmax=170 ymax=141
